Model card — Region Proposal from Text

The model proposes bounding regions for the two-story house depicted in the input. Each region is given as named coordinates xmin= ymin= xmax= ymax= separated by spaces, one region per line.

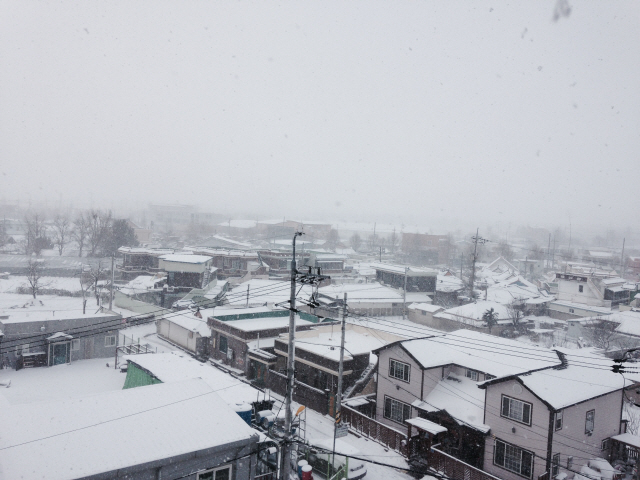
xmin=479 ymin=354 xmax=625 ymax=480
xmin=373 ymin=330 xmax=626 ymax=479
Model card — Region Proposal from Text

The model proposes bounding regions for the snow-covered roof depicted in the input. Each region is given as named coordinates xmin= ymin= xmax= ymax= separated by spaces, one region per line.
xmin=608 ymin=310 xmax=640 ymax=336
xmin=220 ymin=315 xmax=314 ymax=332
xmin=0 ymin=378 xmax=258 ymax=480
xmin=549 ymin=301 xmax=612 ymax=315
xmin=602 ymin=277 xmax=626 ymax=285
xmin=160 ymin=254 xmax=211 ymax=264
xmin=163 ymin=312 xmax=211 ymax=337
xmin=412 ymin=373 xmax=490 ymax=433
xmin=408 ymin=303 xmax=444 ymax=313
xmin=406 ymin=417 xmax=448 ymax=435
xmin=186 ymin=247 xmax=259 ymax=258
xmin=46 ymin=332 xmax=73 ymax=341
xmin=124 ymin=351 xmax=263 ymax=406
xmin=283 ymin=328 xmax=393 ymax=362
xmin=217 ymin=219 xmax=258 ymax=229
xmin=612 ymin=433 xmax=640 ymax=449
xmin=436 ymin=274 xmax=465 ymax=293
xmin=398 ymin=329 xmax=561 ymax=376
xmin=504 ymin=355 xmax=624 ymax=410
xmin=118 ymin=247 xmax=174 ymax=255
xmin=319 ymin=283 xmax=403 ymax=302
xmin=369 ymin=263 xmax=438 ymax=276
xmin=435 ymin=300 xmax=511 ymax=326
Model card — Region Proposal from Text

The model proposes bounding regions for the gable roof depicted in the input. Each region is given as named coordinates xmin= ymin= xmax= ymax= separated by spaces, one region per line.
xmin=382 ymin=329 xmax=562 ymax=377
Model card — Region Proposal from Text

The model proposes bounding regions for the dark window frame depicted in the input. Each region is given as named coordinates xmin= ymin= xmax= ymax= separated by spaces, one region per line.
xmin=493 ymin=438 xmax=534 ymax=479
xmin=501 ymin=395 xmax=533 ymax=426
xmin=585 ymin=409 xmax=595 ymax=434
xmin=554 ymin=410 xmax=563 ymax=431
xmin=552 ymin=453 xmax=560 ymax=476
xmin=389 ymin=358 xmax=411 ymax=383
xmin=383 ymin=395 xmax=411 ymax=425
xmin=219 ymin=335 xmax=228 ymax=354
xmin=197 ymin=464 xmax=232 ymax=480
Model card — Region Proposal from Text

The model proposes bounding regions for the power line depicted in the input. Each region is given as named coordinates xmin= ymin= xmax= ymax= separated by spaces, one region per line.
xmin=1 ymin=281 xmax=297 ymax=355
xmin=0 ymin=380 xmax=246 ymax=452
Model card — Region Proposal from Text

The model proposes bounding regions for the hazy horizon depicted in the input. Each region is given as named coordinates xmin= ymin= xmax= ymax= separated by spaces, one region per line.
xmin=1 ymin=1 xmax=639 ymax=238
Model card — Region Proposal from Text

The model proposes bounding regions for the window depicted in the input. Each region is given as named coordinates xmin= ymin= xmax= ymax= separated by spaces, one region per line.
xmin=104 ymin=335 xmax=116 ymax=347
xmin=552 ymin=453 xmax=560 ymax=476
xmin=465 ymin=369 xmax=479 ymax=381
xmin=567 ymin=456 xmax=573 ymax=469
xmin=71 ymin=339 xmax=80 ymax=351
xmin=579 ymin=285 xmax=584 ymax=293
xmin=485 ymin=374 xmax=496 ymax=381
xmin=585 ymin=410 xmax=595 ymax=434
xmin=384 ymin=396 xmax=411 ymax=424
xmin=501 ymin=395 xmax=532 ymax=425
xmin=554 ymin=410 xmax=563 ymax=431
xmin=601 ymin=438 xmax=610 ymax=451
xmin=494 ymin=439 xmax=534 ymax=478
xmin=20 ymin=343 xmax=29 ymax=355
xmin=569 ymin=308 xmax=575 ymax=313
xmin=197 ymin=465 xmax=232 ymax=480
xmin=219 ymin=335 xmax=228 ymax=353
xmin=389 ymin=359 xmax=410 ymax=382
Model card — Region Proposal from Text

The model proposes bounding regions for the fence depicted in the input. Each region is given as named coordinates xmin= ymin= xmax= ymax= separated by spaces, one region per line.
xmin=425 ymin=448 xmax=502 ymax=480
xmin=341 ymin=406 xmax=408 ymax=456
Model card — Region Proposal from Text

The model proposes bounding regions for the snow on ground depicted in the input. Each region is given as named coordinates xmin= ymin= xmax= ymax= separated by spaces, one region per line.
xmin=268 ymin=390 xmax=413 ymax=480
xmin=0 ymin=275 xmax=84 ymax=294
xmin=0 ymin=357 xmax=126 ymax=406
xmin=118 ymin=322 xmax=177 ymax=356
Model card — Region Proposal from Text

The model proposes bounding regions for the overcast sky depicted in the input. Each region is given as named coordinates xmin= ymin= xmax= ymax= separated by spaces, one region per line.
xmin=1 ymin=1 xmax=638 ymax=233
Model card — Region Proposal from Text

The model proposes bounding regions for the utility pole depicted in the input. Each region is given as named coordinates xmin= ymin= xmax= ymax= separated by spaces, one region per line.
xmin=460 ymin=253 xmax=464 ymax=281
xmin=283 ymin=231 xmax=303 ymax=480
xmin=246 ymin=284 xmax=250 ymax=307
xmin=469 ymin=229 xmax=487 ymax=299
xmin=403 ymin=266 xmax=408 ymax=319
xmin=621 ymin=238 xmax=626 ymax=277
xmin=332 ymin=293 xmax=347 ymax=475
xmin=108 ymin=255 xmax=115 ymax=311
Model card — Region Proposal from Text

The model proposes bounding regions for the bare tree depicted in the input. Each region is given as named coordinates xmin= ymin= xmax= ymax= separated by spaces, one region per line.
xmin=496 ymin=241 xmax=514 ymax=262
xmin=387 ymin=229 xmax=400 ymax=253
xmin=86 ymin=262 xmax=107 ymax=306
xmin=25 ymin=257 xmax=49 ymax=299
xmin=72 ymin=213 xmax=90 ymax=257
xmin=624 ymin=399 xmax=640 ymax=435
xmin=24 ymin=213 xmax=48 ymax=255
xmin=350 ymin=233 xmax=362 ymax=251
xmin=506 ymin=300 xmax=525 ymax=328
xmin=52 ymin=215 xmax=71 ymax=256
xmin=585 ymin=317 xmax=618 ymax=351
xmin=325 ymin=229 xmax=340 ymax=252
xmin=87 ymin=210 xmax=113 ymax=257
xmin=77 ymin=266 xmax=92 ymax=314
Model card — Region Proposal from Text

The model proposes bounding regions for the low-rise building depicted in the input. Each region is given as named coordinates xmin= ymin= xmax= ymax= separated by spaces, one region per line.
xmin=0 ymin=308 xmax=122 ymax=370
xmin=159 ymin=254 xmax=215 ymax=290
xmin=0 ymin=378 xmax=260 ymax=480
xmin=207 ymin=307 xmax=328 ymax=382
xmin=371 ymin=263 xmax=438 ymax=294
